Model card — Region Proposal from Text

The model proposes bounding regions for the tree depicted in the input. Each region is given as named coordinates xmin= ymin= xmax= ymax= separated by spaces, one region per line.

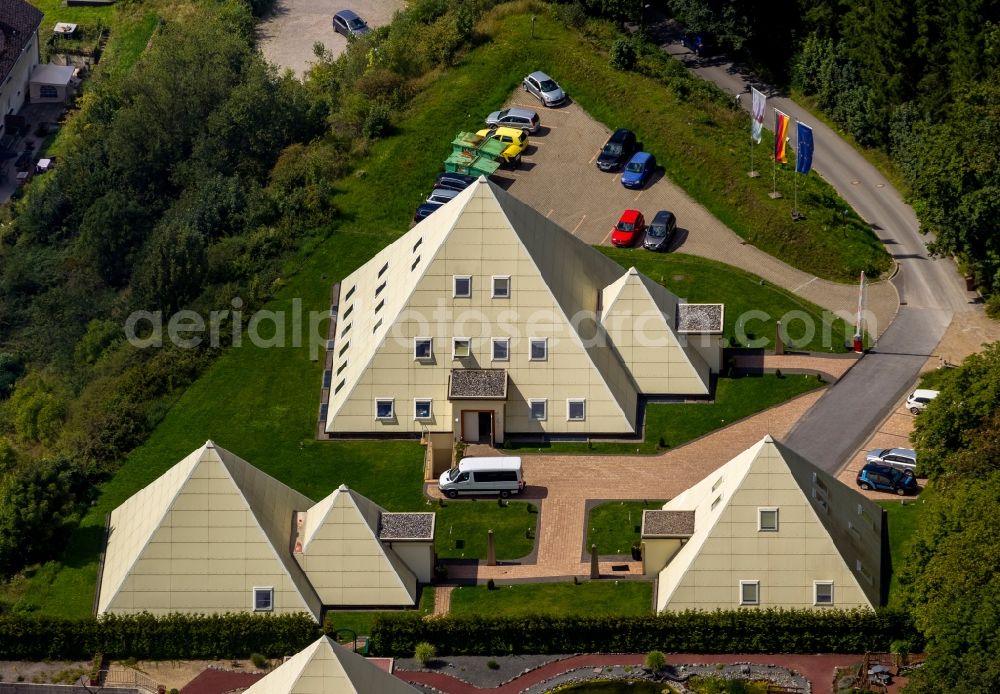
xmin=0 ymin=352 xmax=24 ymax=399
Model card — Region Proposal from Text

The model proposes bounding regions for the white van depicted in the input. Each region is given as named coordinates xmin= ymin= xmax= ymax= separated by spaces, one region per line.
xmin=439 ymin=457 xmax=524 ymax=499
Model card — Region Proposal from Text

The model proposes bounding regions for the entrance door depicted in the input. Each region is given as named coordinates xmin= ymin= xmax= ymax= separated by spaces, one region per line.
xmin=478 ymin=412 xmax=493 ymax=444
xmin=462 ymin=411 xmax=479 ymax=442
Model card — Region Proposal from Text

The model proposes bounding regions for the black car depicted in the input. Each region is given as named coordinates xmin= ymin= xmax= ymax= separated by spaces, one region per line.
xmin=596 ymin=128 xmax=637 ymax=172
xmin=434 ymin=171 xmax=478 ymax=192
xmin=413 ymin=201 xmax=444 ymax=222
xmin=643 ymin=210 xmax=677 ymax=252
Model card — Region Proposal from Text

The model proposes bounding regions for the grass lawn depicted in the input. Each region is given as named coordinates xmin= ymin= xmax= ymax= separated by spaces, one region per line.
xmin=325 ymin=587 xmax=435 ymax=640
xmin=447 ymin=581 xmax=652 ymax=618
xmin=436 ymin=500 xmax=537 ymax=561
xmin=587 ymin=500 xmax=667 ymax=556
xmin=881 ymin=498 xmax=924 ymax=608
xmin=505 ymin=372 xmax=823 ymax=455
xmin=600 ymin=250 xmax=854 ymax=352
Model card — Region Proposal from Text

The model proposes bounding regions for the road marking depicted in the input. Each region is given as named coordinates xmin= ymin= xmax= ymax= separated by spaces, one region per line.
xmin=633 ymin=190 xmax=643 ymax=202
xmin=588 ymin=150 xmax=600 ymax=164
xmin=571 ymin=215 xmax=587 ymax=233
xmin=791 ymin=276 xmax=818 ymax=293
xmin=546 ymin=209 xmax=554 ymax=218
xmin=601 ymin=228 xmax=614 ymax=245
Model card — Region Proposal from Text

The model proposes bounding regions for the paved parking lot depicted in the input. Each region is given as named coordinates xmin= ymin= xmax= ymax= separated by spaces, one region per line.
xmin=258 ymin=0 xmax=404 ymax=76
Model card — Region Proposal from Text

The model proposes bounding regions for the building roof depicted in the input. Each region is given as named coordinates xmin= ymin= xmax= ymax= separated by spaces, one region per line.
xmin=677 ymin=303 xmax=724 ymax=334
xmin=242 ymin=636 xmax=419 ymax=694
xmin=30 ymin=62 xmax=74 ymax=86
xmin=641 ymin=510 xmax=695 ymax=538
xmin=378 ymin=512 xmax=435 ymax=541
xmin=448 ymin=368 xmax=508 ymax=399
xmin=0 ymin=0 xmax=42 ymax=86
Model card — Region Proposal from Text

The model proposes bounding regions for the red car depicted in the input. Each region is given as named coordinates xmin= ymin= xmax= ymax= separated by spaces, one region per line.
xmin=611 ymin=209 xmax=645 ymax=247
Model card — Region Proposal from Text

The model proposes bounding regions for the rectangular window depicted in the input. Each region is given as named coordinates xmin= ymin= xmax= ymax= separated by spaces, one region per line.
xmin=411 ymin=256 xmax=420 ymax=271
xmin=375 ymin=280 xmax=387 ymax=297
xmin=454 ymin=275 xmax=472 ymax=298
xmin=453 ymin=338 xmax=471 ymax=359
xmin=334 ymin=380 xmax=345 ymax=394
xmin=337 ymin=361 xmax=348 ymax=375
xmin=253 ymin=587 xmax=274 ymax=612
xmin=373 ymin=318 xmax=383 ymax=333
xmin=342 ymin=304 xmax=354 ymax=320
xmin=492 ymin=337 xmax=509 ymax=361
xmin=414 ymin=338 xmax=433 ymax=360
xmin=378 ymin=261 xmax=389 ymax=278
xmin=375 ymin=399 xmax=394 ymax=420
xmin=492 ymin=275 xmax=511 ymax=298
xmin=712 ymin=476 xmax=723 ymax=492
xmin=739 ymin=580 xmax=759 ymax=606
xmin=413 ymin=238 xmax=423 ymax=252
xmin=341 ymin=323 xmax=351 ymax=338
xmin=711 ymin=495 xmax=722 ymax=510
xmin=339 ymin=341 xmax=350 ymax=357
xmin=567 ymin=399 xmax=586 ymax=421
xmin=414 ymin=399 xmax=432 ymax=420
xmin=529 ymin=338 xmax=548 ymax=361
xmin=529 ymin=399 xmax=547 ymax=421
xmin=758 ymin=508 xmax=779 ymax=532
xmin=814 ymin=581 xmax=834 ymax=605
xmin=344 ymin=286 xmax=355 ymax=301
xmin=375 ymin=299 xmax=385 ymax=313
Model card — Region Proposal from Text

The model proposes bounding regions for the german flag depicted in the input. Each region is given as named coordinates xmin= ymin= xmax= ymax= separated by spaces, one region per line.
xmin=774 ymin=109 xmax=790 ymax=163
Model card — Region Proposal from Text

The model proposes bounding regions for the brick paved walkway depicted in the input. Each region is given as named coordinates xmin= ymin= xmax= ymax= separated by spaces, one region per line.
xmin=436 ymin=388 xmax=825 ymax=582
xmin=432 ymin=586 xmax=454 ymax=617
xmin=395 ymin=652 xmax=868 ymax=694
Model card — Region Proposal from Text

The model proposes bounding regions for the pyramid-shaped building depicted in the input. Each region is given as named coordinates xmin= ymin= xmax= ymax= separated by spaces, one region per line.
xmin=323 ymin=178 xmax=723 ymax=442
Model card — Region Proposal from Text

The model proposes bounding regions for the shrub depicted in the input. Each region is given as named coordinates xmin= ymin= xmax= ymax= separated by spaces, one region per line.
xmin=414 ymin=641 xmax=436 ymax=666
xmin=645 ymin=649 xmax=665 ymax=671
xmin=250 ymin=652 xmax=268 ymax=669
xmin=609 ymin=37 xmax=637 ymax=71
xmin=487 ymin=659 xmax=500 ymax=669
xmin=487 ymin=579 xmax=496 ymax=591
xmin=985 ymin=293 xmax=1000 ymax=320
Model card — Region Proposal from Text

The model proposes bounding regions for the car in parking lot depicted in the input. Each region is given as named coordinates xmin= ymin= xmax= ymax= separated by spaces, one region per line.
xmin=611 ymin=210 xmax=645 ymax=247
xmin=643 ymin=210 xmax=677 ymax=251
xmin=485 ymin=107 xmax=540 ymax=133
xmin=856 ymin=463 xmax=918 ymax=495
xmin=523 ymin=71 xmax=566 ymax=107
xmin=413 ymin=201 xmax=444 ymax=222
xmin=621 ymin=152 xmax=656 ymax=189
xmin=332 ymin=10 xmax=370 ymax=38
xmin=435 ymin=171 xmax=478 ymax=191
xmin=865 ymin=447 xmax=918 ymax=475
xmin=427 ymin=187 xmax=460 ymax=205
xmin=475 ymin=127 xmax=528 ymax=166
xmin=596 ymin=128 xmax=637 ymax=172
xmin=905 ymin=388 xmax=939 ymax=414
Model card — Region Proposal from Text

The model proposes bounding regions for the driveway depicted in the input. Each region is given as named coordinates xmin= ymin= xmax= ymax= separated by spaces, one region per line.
xmin=494 ymin=96 xmax=898 ymax=334
xmin=257 ymin=0 xmax=404 ymax=77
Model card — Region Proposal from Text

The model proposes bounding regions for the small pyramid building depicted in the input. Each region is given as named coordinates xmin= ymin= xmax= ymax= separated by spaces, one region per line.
xmin=323 ymin=178 xmax=722 ymax=442
xmin=642 ymin=436 xmax=885 ymax=612
xmin=97 ymin=443 xmax=434 ymax=620
xmin=242 ymin=636 xmax=419 ymax=694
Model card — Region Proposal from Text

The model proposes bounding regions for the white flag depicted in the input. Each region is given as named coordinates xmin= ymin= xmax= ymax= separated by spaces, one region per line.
xmin=751 ymin=87 xmax=766 ymax=144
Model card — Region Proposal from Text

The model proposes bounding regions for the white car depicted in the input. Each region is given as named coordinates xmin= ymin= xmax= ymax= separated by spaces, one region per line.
xmin=905 ymin=388 xmax=939 ymax=414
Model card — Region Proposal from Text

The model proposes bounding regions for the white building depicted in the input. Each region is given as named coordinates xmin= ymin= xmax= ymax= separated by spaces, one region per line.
xmin=0 ymin=0 xmax=42 ymax=131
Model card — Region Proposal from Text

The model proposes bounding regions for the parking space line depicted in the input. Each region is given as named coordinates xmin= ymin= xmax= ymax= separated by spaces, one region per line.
xmin=546 ymin=209 xmax=554 ymax=218
xmin=633 ymin=191 xmax=643 ymax=202
xmin=571 ymin=215 xmax=587 ymax=233
xmin=588 ymin=150 xmax=601 ymax=164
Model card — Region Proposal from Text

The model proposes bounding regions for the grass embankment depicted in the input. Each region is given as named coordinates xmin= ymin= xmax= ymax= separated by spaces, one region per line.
xmin=881 ymin=499 xmax=923 ymax=608
xmin=448 ymin=581 xmax=653 ymax=618
xmin=325 ymin=587 xmax=436 ymax=640
xmin=587 ymin=500 xmax=667 ymax=556
xmin=13 ymin=5 xmax=852 ymax=614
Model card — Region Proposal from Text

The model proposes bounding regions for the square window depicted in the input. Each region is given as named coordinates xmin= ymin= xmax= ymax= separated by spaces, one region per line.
xmin=814 ymin=581 xmax=834 ymax=605
xmin=529 ymin=399 xmax=547 ymax=421
xmin=529 ymin=338 xmax=548 ymax=361
xmin=414 ymin=399 xmax=432 ymax=420
xmin=758 ymin=508 xmax=779 ymax=532
xmin=492 ymin=276 xmax=511 ymax=298
xmin=253 ymin=587 xmax=273 ymax=611
xmin=739 ymin=580 xmax=759 ymax=606
xmin=414 ymin=338 xmax=433 ymax=360
xmin=453 ymin=338 xmax=471 ymax=359
xmin=375 ymin=399 xmax=394 ymax=420
xmin=567 ymin=399 xmax=586 ymax=421
xmin=454 ymin=276 xmax=472 ymax=298
xmin=492 ymin=338 xmax=509 ymax=361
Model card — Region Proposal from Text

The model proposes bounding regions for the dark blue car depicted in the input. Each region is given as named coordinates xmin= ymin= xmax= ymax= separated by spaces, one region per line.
xmin=413 ymin=201 xmax=444 ymax=222
xmin=856 ymin=463 xmax=918 ymax=496
xmin=621 ymin=152 xmax=656 ymax=189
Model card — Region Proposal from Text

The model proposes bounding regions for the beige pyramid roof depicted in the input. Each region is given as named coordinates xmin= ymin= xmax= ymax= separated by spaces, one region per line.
xmin=97 ymin=441 xmax=321 ymax=618
xmin=293 ymin=485 xmax=417 ymax=606
xmin=652 ymin=436 xmax=883 ymax=611
xmin=243 ymin=636 xmax=419 ymax=694
xmin=600 ymin=267 xmax=710 ymax=394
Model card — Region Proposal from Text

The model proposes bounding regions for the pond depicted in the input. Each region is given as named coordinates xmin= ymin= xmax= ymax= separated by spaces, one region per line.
xmin=554 ymin=681 xmax=669 ymax=693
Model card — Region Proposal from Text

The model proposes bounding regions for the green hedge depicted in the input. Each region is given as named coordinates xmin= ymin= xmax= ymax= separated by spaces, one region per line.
xmin=369 ymin=609 xmax=918 ymax=656
xmin=0 ymin=613 xmax=320 ymax=660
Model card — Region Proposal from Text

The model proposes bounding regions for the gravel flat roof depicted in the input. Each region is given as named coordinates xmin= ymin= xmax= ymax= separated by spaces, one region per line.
xmin=449 ymin=368 xmax=508 ymax=399
xmin=641 ymin=510 xmax=696 ymax=538
xmin=677 ymin=303 xmax=724 ymax=334
xmin=378 ymin=512 xmax=435 ymax=541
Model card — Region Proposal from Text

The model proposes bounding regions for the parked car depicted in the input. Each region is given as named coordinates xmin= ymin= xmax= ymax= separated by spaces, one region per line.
xmin=413 ymin=201 xmax=444 ymax=222
xmin=333 ymin=10 xmax=370 ymax=38
xmin=856 ymin=463 xmax=918 ymax=496
xmin=475 ymin=127 xmax=528 ymax=165
xmin=611 ymin=210 xmax=646 ymax=248
xmin=905 ymin=388 xmax=939 ymax=414
xmin=596 ymin=128 xmax=637 ymax=172
xmin=427 ymin=187 xmax=460 ymax=205
xmin=682 ymin=31 xmax=712 ymax=56
xmin=435 ymin=171 xmax=478 ymax=191
xmin=439 ymin=457 xmax=525 ymax=499
xmin=865 ymin=447 xmax=918 ymax=475
xmin=621 ymin=152 xmax=656 ymax=189
xmin=522 ymin=71 xmax=566 ymax=107
xmin=485 ymin=107 xmax=540 ymax=133
xmin=643 ymin=210 xmax=677 ymax=252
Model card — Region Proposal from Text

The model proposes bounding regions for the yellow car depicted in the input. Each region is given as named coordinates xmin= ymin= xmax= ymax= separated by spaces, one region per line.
xmin=476 ymin=127 xmax=528 ymax=166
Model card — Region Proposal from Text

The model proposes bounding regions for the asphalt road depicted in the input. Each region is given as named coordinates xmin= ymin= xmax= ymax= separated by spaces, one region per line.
xmin=656 ymin=26 xmax=973 ymax=472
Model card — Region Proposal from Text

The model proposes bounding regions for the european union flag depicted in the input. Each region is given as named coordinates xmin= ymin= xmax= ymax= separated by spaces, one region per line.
xmin=796 ymin=122 xmax=814 ymax=174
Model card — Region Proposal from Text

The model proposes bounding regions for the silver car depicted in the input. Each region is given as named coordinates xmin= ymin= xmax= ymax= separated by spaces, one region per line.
xmin=865 ymin=447 xmax=918 ymax=475
xmin=522 ymin=71 xmax=566 ymax=107
xmin=485 ymin=107 xmax=540 ymax=133
xmin=426 ymin=187 xmax=460 ymax=205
